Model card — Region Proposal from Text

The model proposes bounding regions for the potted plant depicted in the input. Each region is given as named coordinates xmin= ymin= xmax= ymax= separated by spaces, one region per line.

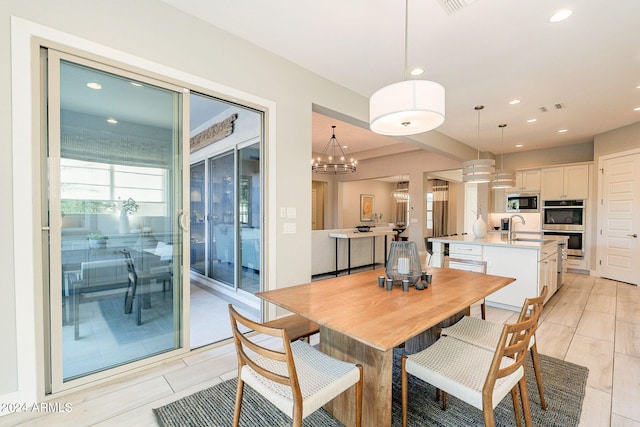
xmin=87 ymin=232 xmax=108 ymax=249
xmin=119 ymin=198 xmax=138 ymax=234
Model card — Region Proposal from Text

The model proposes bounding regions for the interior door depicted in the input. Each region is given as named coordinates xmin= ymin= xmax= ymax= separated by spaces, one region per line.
xmin=46 ymin=50 xmax=189 ymax=390
xmin=598 ymin=152 xmax=640 ymax=285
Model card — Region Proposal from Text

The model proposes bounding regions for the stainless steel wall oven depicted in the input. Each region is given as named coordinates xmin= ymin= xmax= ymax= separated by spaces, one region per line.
xmin=542 ymin=200 xmax=585 ymax=230
xmin=542 ymin=200 xmax=585 ymax=258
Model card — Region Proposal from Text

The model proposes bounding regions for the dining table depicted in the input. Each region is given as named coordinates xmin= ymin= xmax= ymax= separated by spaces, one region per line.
xmin=256 ymin=266 xmax=515 ymax=427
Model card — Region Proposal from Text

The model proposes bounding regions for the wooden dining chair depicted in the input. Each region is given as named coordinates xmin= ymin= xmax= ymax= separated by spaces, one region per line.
xmin=439 ymin=286 xmax=549 ymax=410
xmin=228 ymin=305 xmax=363 ymax=427
xmin=401 ymin=305 xmax=541 ymax=427
xmin=444 ymin=256 xmax=488 ymax=319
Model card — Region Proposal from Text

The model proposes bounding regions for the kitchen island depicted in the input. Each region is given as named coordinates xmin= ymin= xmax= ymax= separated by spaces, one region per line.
xmin=429 ymin=233 xmax=567 ymax=311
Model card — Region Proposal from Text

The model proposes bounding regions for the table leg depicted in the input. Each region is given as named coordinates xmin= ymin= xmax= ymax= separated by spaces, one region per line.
xmin=335 ymin=238 xmax=339 ymax=277
xmin=321 ymin=326 xmax=393 ymax=427
xmin=384 ymin=235 xmax=388 ymax=266
xmin=372 ymin=235 xmax=376 ymax=270
xmin=347 ymin=238 xmax=352 ymax=275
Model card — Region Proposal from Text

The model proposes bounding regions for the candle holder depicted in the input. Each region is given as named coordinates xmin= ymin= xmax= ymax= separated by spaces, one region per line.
xmin=386 ymin=241 xmax=422 ymax=286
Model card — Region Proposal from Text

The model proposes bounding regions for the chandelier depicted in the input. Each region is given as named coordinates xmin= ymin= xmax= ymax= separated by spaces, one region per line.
xmin=311 ymin=125 xmax=357 ymax=174
xmin=369 ymin=0 xmax=445 ymax=136
xmin=462 ymin=105 xmax=495 ymax=183
xmin=490 ymin=124 xmax=516 ymax=189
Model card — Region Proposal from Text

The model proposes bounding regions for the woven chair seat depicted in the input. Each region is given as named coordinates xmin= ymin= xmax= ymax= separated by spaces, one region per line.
xmin=241 ymin=340 xmax=361 ymax=419
xmin=442 ymin=316 xmax=537 ymax=352
xmin=405 ymin=336 xmax=523 ymax=411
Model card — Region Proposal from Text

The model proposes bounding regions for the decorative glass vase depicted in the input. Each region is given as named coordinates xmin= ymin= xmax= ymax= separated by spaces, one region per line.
xmin=472 ymin=215 xmax=487 ymax=238
xmin=386 ymin=241 xmax=422 ymax=286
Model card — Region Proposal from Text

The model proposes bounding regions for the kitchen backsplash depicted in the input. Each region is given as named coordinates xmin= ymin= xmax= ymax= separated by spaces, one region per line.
xmin=489 ymin=212 xmax=541 ymax=232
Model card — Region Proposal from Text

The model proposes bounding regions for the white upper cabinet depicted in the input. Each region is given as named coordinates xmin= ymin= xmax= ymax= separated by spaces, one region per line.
xmin=514 ymin=170 xmax=541 ymax=192
xmin=541 ymin=164 xmax=589 ymax=200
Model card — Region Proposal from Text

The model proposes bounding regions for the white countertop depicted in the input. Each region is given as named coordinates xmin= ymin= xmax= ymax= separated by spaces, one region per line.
xmin=428 ymin=233 xmax=567 ymax=249
xmin=329 ymin=230 xmax=396 ymax=239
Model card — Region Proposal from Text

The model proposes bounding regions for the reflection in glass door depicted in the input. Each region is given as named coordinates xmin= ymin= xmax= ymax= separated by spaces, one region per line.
xmin=238 ymin=142 xmax=260 ymax=294
xmin=48 ymin=52 xmax=185 ymax=388
xmin=190 ymin=162 xmax=206 ymax=274
xmin=208 ymin=152 xmax=235 ymax=286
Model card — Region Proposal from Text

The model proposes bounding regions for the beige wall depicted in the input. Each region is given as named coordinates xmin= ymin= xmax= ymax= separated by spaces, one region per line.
xmin=503 ymin=141 xmax=594 ymax=170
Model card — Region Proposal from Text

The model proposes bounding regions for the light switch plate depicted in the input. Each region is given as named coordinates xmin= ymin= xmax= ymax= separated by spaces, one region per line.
xmin=283 ymin=222 xmax=296 ymax=234
xmin=280 ymin=207 xmax=287 ymax=218
xmin=286 ymin=207 xmax=297 ymax=219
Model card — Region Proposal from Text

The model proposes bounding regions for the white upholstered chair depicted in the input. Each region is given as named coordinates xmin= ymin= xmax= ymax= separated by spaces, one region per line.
xmin=228 ymin=305 xmax=363 ymax=427
xmin=444 ymin=256 xmax=488 ymax=319
xmin=440 ymin=286 xmax=549 ymax=410
xmin=401 ymin=302 xmax=541 ymax=427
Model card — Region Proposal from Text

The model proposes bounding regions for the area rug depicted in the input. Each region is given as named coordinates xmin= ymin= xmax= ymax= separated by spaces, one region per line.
xmin=154 ymin=350 xmax=588 ymax=426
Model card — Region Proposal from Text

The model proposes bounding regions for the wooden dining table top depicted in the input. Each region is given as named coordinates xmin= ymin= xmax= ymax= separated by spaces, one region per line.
xmin=257 ymin=267 xmax=515 ymax=351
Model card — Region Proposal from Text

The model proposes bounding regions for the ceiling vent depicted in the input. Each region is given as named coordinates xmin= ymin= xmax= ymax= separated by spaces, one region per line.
xmin=436 ymin=0 xmax=480 ymax=15
xmin=538 ymin=103 xmax=566 ymax=113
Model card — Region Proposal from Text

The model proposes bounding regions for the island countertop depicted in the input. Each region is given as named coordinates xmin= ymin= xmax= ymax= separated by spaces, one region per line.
xmin=428 ymin=233 xmax=566 ymax=250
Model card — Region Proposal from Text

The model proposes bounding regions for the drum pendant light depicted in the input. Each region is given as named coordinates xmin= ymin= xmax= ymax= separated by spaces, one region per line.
xmin=490 ymin=124 xmax=516 ymax=189
xmin=462 ymin=105 xmax=495 ymax=183
xmin=369 ymin=0 xmax=445 ymax=136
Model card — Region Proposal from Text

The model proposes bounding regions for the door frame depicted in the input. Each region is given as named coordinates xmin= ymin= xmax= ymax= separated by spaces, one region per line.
xmin=596 ymin=147 xmax=640 ymax=284
xmin=10 ymin=17 xmax=276 ymax=402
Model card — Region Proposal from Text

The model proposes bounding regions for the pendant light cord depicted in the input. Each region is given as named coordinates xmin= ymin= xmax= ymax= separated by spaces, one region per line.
xmin=475 ymin=105 xmax=484 ymax=160
xmin=499 ymin=124 xmax=507 ymax=169
xmin=404 ymin=0 xmax=409 ymax=80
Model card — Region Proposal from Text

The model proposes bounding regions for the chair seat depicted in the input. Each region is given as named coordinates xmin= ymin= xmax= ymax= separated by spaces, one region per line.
xmin=405 ymin=336 xmax=523 ymax=411
xmin=441 ymin=316 xmax=536 ymax=351
xmin=241 ymin=340 xmax=361 ymax=419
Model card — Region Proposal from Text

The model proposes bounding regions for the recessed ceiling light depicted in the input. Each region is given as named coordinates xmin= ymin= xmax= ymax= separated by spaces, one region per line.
xmin=343 ymin=145 xmax=349 ymax=150
xmin=515 ymin=144 xmax=524 ymax=148
xmin=634 ymin=107 xmax=640 ymax=111
xmin=558 ymin=129 xmax=568 ymax=133
xmin=130 ymin=82 xmax=143 ymax=87
xmin=549 ymin=9 xmax=573 ymax=23
xmin=509 ymin=99 xmax=521 ymax=105
xmin=637 ymin=85 xmax=640 ymax=89
xmin=106 ymin=118 xmax=118 ymax=124
xmin=86 ymin=82 xmax=102 ymax=90
xmin=526 ymin=118 xmax=537 ymax=123
xmin=410 ymin=68 xmax=424 ymax=76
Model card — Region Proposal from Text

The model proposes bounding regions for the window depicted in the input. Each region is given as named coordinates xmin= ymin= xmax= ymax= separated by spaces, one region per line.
xmin=60 ymin=158 xmax=167 ymax=217
xmin=426 ymin=192 xmax=433 ymax=230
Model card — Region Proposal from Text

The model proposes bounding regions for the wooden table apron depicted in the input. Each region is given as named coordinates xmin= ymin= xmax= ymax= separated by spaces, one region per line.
xmin=256 ymin=267 xmax=515 ymax=427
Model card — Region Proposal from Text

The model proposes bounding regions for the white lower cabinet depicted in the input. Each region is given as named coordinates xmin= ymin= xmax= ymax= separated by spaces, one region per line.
xmin=483 ymin=246 xmax=539 ymax=310
xmin=432 ymin=239 xmax=560 ymax=311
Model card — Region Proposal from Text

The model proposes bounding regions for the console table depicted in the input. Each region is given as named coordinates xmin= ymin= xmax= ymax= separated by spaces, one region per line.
xmin=328 ymin=230 xmax=395 ymax=276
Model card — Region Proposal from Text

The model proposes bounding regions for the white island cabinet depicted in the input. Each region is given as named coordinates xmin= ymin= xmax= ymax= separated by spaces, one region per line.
xmin=429 ymin=234 xmax=561 ymax=311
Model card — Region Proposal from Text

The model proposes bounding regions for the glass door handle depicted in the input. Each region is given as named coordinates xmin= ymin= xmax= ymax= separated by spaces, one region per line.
xmin=178 ymin=211 xmax=190 ymax=232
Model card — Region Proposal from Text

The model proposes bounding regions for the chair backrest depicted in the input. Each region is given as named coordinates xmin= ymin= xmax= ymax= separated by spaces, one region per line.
xmin=80 ymin=258 xmax=129 ymax=286
xmin=513 ymin=286 xmax=548 ymax=341
xmin=482 ymin=300 xmax=541 ymax=398
xmin=228 ymin=304 xmax=303 ymax=404
xmin=444 ymin=257 xmax=487 ymax=274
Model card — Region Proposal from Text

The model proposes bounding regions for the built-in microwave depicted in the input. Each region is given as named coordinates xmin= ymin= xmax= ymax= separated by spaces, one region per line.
xmin=506 ymin=193 xmax=539 ymax=213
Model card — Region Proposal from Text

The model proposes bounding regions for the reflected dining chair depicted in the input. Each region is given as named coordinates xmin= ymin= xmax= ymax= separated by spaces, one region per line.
xmin=228 ymin=305 xmax=363 ymax=427
xmin=444 ymin=256 xmax=488 ymax=319
xmin=440 ymin=286 xmax=549 ymax=410
xmin=401 ymin=303 xmax=541 ymax=427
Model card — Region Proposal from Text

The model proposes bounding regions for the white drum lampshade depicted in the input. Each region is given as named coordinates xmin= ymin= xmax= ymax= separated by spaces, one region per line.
xmin=369 ymin=80 xmax=445 ymax=136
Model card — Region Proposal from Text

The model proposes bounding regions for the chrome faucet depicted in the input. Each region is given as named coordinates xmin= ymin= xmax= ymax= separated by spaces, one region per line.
xmin=509 ymin=214 xmax=526 ymax=241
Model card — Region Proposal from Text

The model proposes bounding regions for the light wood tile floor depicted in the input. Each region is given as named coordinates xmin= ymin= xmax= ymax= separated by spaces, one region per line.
xmin=2 ymin=273 xmax=639 ymax=426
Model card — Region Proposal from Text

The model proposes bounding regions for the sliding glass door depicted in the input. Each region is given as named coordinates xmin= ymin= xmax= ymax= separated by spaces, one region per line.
xmin=47 ymin=51 xmax=188 ymax=389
